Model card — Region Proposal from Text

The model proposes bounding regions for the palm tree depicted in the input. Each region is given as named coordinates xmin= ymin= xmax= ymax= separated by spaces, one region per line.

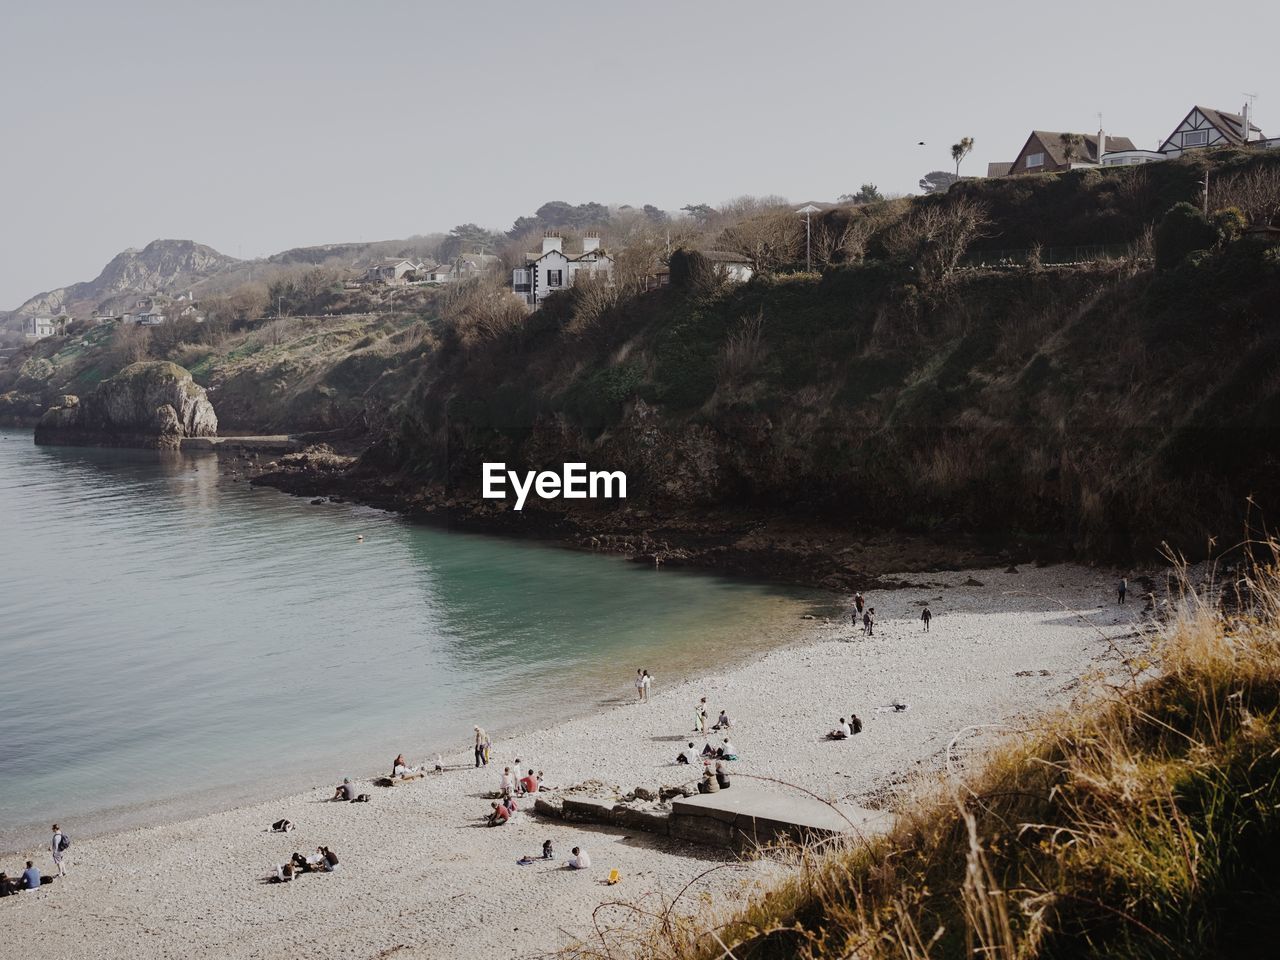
xmin=1059 ymin=133 xmax=1084 ymax=166
xmin=951 ymin=137 xmax=974 ymax=178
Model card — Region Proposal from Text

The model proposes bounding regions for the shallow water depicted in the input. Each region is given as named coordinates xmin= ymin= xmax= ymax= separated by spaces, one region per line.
xmin=0 ymin=429 xmax=829 ymax=849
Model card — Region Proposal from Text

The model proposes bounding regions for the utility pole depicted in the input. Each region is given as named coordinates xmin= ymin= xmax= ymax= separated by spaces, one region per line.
xmin=1202 ymin=170 xmax=1210 ymax=217
xmin=796 ymin=204 xmax=820 ymax=272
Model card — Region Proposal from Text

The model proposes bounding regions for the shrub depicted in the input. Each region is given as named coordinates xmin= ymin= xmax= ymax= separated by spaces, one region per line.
xmin=1154 ymin=202 xmax=1219 ymax=270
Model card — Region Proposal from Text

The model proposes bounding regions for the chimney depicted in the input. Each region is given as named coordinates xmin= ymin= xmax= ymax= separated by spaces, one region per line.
xmin=582 ymin=232 xmax=600 ymax=253
xmin=1241 ymin=101 xmax=1252 ymax=143
xmin=542 ymin=231 xmax=562 ymax=254
xmin=1097 ymin=126 xmax=1106 ymax=161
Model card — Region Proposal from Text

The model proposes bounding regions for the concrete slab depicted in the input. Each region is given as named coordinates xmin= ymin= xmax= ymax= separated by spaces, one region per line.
xmin=670 ymin=783 xmax=893 ymax=849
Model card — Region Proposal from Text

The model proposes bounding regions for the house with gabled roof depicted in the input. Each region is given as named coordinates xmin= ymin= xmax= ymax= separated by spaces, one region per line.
xmin=364 ymin=258 xmax=424 ymax=284
xmin=512 ymin=233 xmax=614 ymax=307
xmin=1006 ymin=130 xmax=1137 ymax=175
xmin=1158 ymin=105 xmax=1264 ymax=158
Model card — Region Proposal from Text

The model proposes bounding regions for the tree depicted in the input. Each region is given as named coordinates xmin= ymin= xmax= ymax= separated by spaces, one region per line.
xmin=680 ymin=203 xmax=716 ymax=225
xmin=839 ymin=184 xmax=884 ymax=205
xmin=918 ymin=171 xmax=958 ymax=195
xmin=718 ymin=210 xmax=803 ymax=273
xmin=951 ymin=137 xmax=975 ymax=178
xmin=882 ymin=197 xmax=991 ymax=280
xmin=1154 ymin=202 xmax=1219 ymax=270
xmin=440 ymin=223 xmax=501 ymax=259
xmin=1059 ymin=133 xmax=1084 ymax=165
xmin=642 ymin=204 xmax=669 ymax=225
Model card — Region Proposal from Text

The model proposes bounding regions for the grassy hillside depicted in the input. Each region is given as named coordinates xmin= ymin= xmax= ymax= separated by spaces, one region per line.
xmin=567 ymin=555 xmax=1280 ymax=960
xmin=0 ymin=285 xmax=445 ymax=435
xmin=377 ymin=151 xmax=1280 ymax=561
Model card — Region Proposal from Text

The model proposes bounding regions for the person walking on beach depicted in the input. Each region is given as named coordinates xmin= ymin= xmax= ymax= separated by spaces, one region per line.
xmin=695 ymin=697 xmax=708 ymax=734
xmin=921 ymin=607 xmax=932 ymax=632
xmin=863 ymin=609 xmax=874 ymax=636
xmin=50 ymin=825 xmax=66 ymax=877
xmin=855 ymin=592 xmax=865 ymax=615
xmin=474 ymin=726 xmax=489 ymax=768
xmin=1118 ymin=577 xmax=1128 ymax=605
xmin=635 ymin=669 xmax=645 ymax=702
xmin=642 ymin=670 xmax=652 ymax=702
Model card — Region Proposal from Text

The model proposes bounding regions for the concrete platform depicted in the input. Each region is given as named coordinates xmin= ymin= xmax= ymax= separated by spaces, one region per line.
xmin=180 ymin=435 xmax=300 ymax=454
xmin=670 ymin=784 xmax=893 ymax=850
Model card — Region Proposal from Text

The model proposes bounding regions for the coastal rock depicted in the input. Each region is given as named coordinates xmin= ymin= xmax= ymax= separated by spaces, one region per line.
xmin=34 ymin=361 xmax=217 ymax=450
xmin=633 ymin=785 xmax=658 ymax=801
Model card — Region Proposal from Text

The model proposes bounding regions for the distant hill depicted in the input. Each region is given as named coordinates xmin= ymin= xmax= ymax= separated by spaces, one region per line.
xmin=8 ymin=239 xmax=242 ymax=320
xmin=3 ymin=235 xmax=448 ymax=329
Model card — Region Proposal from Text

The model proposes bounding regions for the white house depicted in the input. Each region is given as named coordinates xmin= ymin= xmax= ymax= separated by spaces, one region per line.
xmin=365 ymin=258 xmax=424 ymax=284
xmin=23 ymin=316 xmax=57 ymax=340
xmin=512 ymin=234 xmax=614 ymax=307
xmin=702 ymin=250 xmax=754 ymax=283
xmin=1158 ymin=104 xmax=1264 ymax=158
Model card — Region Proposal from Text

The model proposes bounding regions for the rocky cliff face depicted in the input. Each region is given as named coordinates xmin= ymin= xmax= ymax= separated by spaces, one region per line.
xmin=35 ymin=361 xmax=218 ymax=449
xmin=9 ymin=239 xmax=240 ymax=319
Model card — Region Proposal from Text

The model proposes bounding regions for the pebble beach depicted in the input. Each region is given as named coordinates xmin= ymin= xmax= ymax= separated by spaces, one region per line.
xmin=1 ymin=564 xmax=1149 ymax=959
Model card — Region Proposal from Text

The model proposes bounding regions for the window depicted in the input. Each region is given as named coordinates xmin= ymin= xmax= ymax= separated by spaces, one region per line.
xmin=1182 ymin=129 xmax=1209 ymax=147
xmin=1025 ymin=151 xmax=1045 ymax=168
xmin=546 ymin=269 xmax=563 ymax=287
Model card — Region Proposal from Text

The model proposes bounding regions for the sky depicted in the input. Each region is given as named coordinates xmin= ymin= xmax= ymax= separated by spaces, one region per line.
xmin=1 ymin=0 xmax=1277 ymax=309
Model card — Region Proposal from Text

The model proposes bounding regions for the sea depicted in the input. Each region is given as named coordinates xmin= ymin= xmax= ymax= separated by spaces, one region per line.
xmin=0 ymin=428 xmax=829 ymax=850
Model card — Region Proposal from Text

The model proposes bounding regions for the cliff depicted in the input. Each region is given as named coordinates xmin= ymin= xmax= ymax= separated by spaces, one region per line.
xmin=35 ymin=361 xmax=218 ymax=449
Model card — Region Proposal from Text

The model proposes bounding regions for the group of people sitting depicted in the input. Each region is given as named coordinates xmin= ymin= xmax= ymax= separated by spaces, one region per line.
xmin=488 ymin=796 xmax=520 ymax=826
xmin=698 ymin=762 xmax=732 ymax=794
xmin=0 ymin=862 xmax=46 ymax=896
xmin=500 ymin=766 xmax=542 ymax=799
xmin=826 ymin=714 xmax=864 ymax=739
xmin=271 ymin=846 xmax=339 ymax=883
xmin=676 ymin=737 xmax=738 ymax=764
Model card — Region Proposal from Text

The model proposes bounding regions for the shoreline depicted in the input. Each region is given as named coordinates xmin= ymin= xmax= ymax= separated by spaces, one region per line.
xmin=2 ymin=563 xmax=1151 ymax=959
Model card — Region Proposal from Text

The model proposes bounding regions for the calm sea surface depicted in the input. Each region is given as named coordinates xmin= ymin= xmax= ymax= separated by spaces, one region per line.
xmin=0 ymin=429 xmax=827 ymax=850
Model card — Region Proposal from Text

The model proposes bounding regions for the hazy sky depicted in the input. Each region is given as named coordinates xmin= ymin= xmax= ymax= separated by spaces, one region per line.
xmin=2 ymin=0 xmax=1276 ymax=308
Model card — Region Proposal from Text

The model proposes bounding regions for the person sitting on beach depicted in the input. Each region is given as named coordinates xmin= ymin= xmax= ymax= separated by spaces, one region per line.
xmin=500 ymin=767 xmax=514 ymax=799
xmin=520 ymin=769 xmax=539 ymax=794
xmin=850 ymin=713 xmax=863 ymax=735
xmin=701 ymin=741 xmax=717 ymax=758
xmin=676 ymin=742 xmax=698 ymax=764
xmin=271 ymin=862 xmax=295 ymax=883
xmin=318 ymin=846 xmax=339 ymax=872
xmin=711 ymin=710 xmax=733 ymax=731
xmin=827 ymin=718 xmax=851 ymax=740
xmin=333 ymin=777 xmax=359 ymax=802
xmin=21 ymin=861 xmax=41 ymax=891
xmin=0 ymin=872 xmax=19 ymax=897
xmin=487 ymin=801 xmax=511 ymax=827
xmin=717 ymin=738 xmax=738 ymax=760
xmin=715 ymin=761 xmax=731 ymax=790
xmin=392 ymin=754 xmax=409 ymax=777
xmin=542 ymin=840 xmax=555 ymax=860
xmin=567 ymin=846 xmax=591 ymax=870
xmin=433 ymin=754 xmax=444 ymax=773
xmin=697 ymin=768 xmax=720 ymax=794
xmin=271 ymin=819 xmax=294 ymax=833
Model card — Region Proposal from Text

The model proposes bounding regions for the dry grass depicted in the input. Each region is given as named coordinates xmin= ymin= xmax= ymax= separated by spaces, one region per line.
xmin=562 ymin=545 xmax=1280 ymax=960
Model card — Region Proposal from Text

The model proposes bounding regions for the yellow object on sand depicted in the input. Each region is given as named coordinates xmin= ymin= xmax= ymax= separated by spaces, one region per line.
xmin=606 ymin=868 xmax=620 ymax=885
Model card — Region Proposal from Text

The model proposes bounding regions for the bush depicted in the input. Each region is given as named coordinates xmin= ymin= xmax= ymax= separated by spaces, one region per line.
xmin=1154 ymin=202 xmax=1219 ymax=270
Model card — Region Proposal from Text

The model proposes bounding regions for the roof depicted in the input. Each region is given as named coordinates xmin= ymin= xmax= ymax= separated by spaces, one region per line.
xmin=701 ymin=250 xmax=752 ymax=264
xmin=986 ymin=162 xmax=1013 ymax=178
xmin=1023 ymin=131 xmax=1137 ymax=166
xmin=1189 ymin=105 xmax=1263 ymax=145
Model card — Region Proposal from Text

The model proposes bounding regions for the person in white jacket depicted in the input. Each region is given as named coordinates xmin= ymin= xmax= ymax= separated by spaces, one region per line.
xmin=568 ymin=847 xmax=591 ymax=870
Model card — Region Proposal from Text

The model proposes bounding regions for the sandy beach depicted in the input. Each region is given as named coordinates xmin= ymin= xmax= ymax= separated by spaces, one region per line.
xmin=1 ymin=564 xmax=1149 ymax=959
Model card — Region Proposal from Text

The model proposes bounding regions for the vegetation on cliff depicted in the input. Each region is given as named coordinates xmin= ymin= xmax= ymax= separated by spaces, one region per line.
xmin=377 ymin=149 xmax=1280 ymax=562
xmin=569 ymin=553 xmax=1280 ymax=960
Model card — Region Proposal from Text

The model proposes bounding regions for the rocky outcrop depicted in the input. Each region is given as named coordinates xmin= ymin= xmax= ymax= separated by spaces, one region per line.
xmin=34 ymin=361 xmax=217 ymax=449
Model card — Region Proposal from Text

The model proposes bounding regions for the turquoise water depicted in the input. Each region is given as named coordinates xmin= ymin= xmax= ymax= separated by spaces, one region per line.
xmin=0 ymin=429 xmax=826 ymax=849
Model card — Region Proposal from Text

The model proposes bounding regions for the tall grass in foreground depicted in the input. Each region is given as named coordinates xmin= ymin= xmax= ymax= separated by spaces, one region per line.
xmin=564 ymin=550 xmax=1280 ymax=960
